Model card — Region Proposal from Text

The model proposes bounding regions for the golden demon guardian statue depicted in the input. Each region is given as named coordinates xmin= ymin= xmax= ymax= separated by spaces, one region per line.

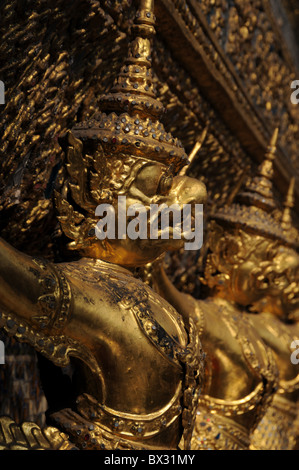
xmin=150 ymin=131 xmax=287 ymax=450
xmin=0 ymin=0 xmax=207 ymax=450
xmin=199 ymin=128 xmax=299 ymax=450
xmin=190 ymin=127 xmax=299 ymax=451
xmin=242 ymin=164 xmax=299 ymax=449
xmin=201 ymin=128 xmax=299 ymax=450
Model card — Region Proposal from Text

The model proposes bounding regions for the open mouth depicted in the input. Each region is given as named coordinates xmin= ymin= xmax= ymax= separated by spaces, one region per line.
xmin=152 ymin=205 xmax=197 ymax=240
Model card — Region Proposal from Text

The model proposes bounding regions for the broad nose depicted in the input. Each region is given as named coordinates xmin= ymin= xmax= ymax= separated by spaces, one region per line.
xmin=170 ymin=175 xmax=207 ymax=205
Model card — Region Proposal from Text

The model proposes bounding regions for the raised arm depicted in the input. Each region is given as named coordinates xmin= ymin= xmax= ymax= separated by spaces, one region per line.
xmin=151 ymin=261 xmax=200 ymax=328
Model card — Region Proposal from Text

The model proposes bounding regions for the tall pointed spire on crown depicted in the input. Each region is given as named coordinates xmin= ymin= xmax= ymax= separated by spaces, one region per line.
xmin=212 ymin=128 xmax=298 ymax=248
xmin=99 ymin=0 xmax=163 ymax=119
xmin=281 ymin=177 xmax=299 ymax=247
xmin=71 ymin=0 xmax=189 ymax=173
xmin=236 ymin=127 xmax=278 ymax=213
xmin=281 ymin=177 xmax=295 ymax=230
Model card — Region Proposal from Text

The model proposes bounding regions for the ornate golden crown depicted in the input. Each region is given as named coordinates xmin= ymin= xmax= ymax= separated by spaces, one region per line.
xmin=212 ymin=128 xmax=299 ymax=249
xmin=56 ymin=0 xmax=190 ymax=251
xmin=70 ymin=0 xmax=189 ymax=175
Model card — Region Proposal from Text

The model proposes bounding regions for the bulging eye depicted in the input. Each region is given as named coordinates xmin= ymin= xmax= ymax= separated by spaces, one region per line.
xmin=158 ymin=173 xmax=173 ymax=195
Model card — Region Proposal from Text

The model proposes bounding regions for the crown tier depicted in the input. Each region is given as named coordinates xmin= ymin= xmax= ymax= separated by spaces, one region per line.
xmin=70 ymin=0 xmax=188 ymax=172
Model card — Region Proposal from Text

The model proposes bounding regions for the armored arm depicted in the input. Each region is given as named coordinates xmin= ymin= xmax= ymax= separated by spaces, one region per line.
xmin=0 ymin=237 xmax=45 ymax=317
xmin=151 ymin=261 xmax=200 ymax=328
xmin=0 ymin=237 xmax=72 ymax=333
